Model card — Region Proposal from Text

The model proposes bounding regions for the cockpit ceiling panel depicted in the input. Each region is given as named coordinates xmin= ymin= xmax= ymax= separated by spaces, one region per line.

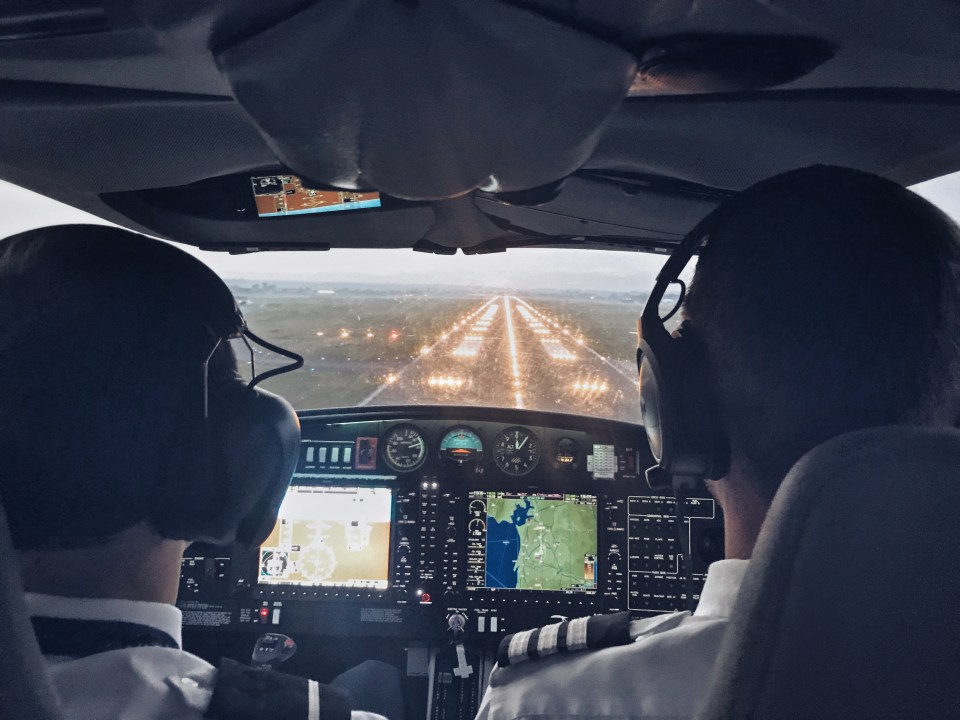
xmin=1 ymin=0 xmax=960 ymax=247
xmin=590 ymin=92 xmax=960 ymax=189
xmin=214 ymin=0 xmax=636 ymax=200
xmin=0 ymin=86 xmax=274 ymax=193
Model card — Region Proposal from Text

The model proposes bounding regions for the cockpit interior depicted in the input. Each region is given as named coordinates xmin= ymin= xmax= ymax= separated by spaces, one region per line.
xmin=1 ymin=2 xmax=959 ymax=719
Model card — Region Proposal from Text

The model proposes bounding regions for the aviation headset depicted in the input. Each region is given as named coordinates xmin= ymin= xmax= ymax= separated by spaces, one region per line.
xmin=0 ymin=226 xmax=303 ymax=550
xmin=636 ymin=206 xmax=738 ymax=611
xmin=148 ymin=253 xmax=304 ymax=549
xmin=637 ymin=207 xmax=732 ymax=492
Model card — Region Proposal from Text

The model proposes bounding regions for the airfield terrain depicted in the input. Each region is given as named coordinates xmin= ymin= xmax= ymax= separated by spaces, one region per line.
xmin=230 ymin=283 xmax=646 ymax=424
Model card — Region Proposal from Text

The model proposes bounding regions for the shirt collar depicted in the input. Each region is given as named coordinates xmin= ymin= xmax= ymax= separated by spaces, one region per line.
xmin=23 ymin=592 xmax=183 ymax=649
xmin=693 ymin=559 xmax=750 ymax=618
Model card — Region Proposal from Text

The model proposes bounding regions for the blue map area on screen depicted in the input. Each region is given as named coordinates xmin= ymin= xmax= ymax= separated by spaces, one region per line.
xmin=483 ymin=494 xmax=597 ymax=592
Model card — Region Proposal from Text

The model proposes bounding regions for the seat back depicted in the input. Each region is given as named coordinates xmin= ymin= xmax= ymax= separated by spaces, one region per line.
xmin=697 ymin=426 xmax=960 ymax=720
xmin=0 ymin=499 xmax=62 ymax=719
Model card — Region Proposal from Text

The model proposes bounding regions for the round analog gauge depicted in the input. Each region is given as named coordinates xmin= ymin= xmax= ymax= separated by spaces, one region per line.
xmin=493 ymin=427 xmax=541 ymax=476
xmin=439 ymin=426 xmax=483 ymax=465
xmin=554 ymin=437 xmax=580 ymax=468
xmin=382 ymin=424 xmax=428 ymax=472
xmin=468 ymin=518 xmax=486 ymax=536
xmin=468 ymin=499 xmax=486 ymax=514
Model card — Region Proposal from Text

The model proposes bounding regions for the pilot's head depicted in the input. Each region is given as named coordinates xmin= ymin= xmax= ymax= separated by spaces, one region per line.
xmin=684 ymin=166 xmax=960 ymax=503
xmin=0 ymin=225 xmax=298 ymax=556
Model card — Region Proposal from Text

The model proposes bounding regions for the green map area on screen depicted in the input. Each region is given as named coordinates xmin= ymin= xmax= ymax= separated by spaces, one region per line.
xmin=485 ymin=494 xmax=597 ymax=592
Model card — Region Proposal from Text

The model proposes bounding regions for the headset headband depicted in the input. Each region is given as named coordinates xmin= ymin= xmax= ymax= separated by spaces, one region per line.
xmin=640 ymin=208 xmax=719 ymax=326
xmin=637 ymin=201 xmax=732 ymax=491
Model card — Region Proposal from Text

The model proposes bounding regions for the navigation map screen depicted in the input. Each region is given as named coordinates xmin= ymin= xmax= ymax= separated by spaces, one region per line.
xmin=258 ymin=486 xmax=392 ymax=590
xmin=251 ymin=174 xmax=381 ymax=218
xmin=466 ymin=491 xmax=597 ymax=593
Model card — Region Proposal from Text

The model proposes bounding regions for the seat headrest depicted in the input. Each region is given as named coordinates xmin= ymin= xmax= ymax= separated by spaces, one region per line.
xmin=698 ymin=425 xmax=960 ymax=720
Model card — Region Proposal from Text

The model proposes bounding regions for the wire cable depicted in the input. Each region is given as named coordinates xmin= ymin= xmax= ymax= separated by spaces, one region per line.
xmin=660 ymin=279 xmax=686 ymax=323
xmin=243 ymin=328 xmax=305 ymax=388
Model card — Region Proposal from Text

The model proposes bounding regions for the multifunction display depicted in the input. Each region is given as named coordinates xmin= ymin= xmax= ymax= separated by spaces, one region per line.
xmin=251 ymin=174 xmax=381 ymax=217
xmin=258 ymin=486 xmax=393 ymax=590
xmin=466 ymin=491 xmax=598 ymax=593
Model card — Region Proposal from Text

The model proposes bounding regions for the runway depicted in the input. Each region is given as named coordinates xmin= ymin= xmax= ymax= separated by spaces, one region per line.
xmin=363 ymin=294 xmax=641 ymax=421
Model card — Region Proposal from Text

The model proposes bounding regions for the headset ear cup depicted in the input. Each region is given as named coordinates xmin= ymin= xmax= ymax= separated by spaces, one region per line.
xmin=225 ymin=386 xmax=300 ymax=548
xmin=148 ymin=385 xmax=226 ymax=542
xmin=638 ymin=340 xmax=671 ymax=466
xmin=149 ymin=379 xmax=300 ymax=547
xmin=638 ymin=324 xmax=730 ymax=483
xmin=204 ymin=382 xmax=300 ymax=548
xmin=673 ymin=328 xmax=730 ymax=479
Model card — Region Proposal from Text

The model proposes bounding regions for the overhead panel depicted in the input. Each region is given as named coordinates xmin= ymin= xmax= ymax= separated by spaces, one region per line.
xmin=215 ymin=0 xmax=636 ymax=201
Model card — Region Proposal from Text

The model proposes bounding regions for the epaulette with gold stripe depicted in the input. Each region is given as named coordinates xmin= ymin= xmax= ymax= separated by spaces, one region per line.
xmin=496 ymin=611 xmax=632 ymax=668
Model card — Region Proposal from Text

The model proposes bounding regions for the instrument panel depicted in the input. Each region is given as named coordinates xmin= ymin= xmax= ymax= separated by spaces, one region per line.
xmin=178 ymin=405 xmax=724 ymax=646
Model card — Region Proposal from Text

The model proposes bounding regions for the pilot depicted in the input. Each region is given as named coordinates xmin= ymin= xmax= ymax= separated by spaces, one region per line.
xmin=476 ymin=166 xmax=960 ymax=720
xmin=0 ymin=225 xmax=404 ymax=720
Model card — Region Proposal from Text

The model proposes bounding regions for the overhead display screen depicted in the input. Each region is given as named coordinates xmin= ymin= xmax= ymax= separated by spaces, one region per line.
xmin=466 ymin=491 xmax=597 ymax=593
xmin=251 ymin=174 xmax=381 ymax=217
xmin=258 ymin=486 xmax=392 ymax=590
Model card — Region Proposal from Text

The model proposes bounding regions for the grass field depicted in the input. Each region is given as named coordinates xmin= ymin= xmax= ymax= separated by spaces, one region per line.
xmin=230 ymin=283 xmax=481 ymax=408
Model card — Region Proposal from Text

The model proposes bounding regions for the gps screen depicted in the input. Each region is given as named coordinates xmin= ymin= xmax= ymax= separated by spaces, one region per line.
xmin=466 ymin=491 xmax=597 ymax=593
xmin=258 ymin=486 xmax=392 ymax=590
xmin=251 ymin=174 xmax=381 ymax=217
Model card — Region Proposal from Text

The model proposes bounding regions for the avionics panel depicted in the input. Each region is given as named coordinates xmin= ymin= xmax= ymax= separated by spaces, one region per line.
xmin=258 ymin=485 xmax=393 ymax=590
xmin=179 ymin=407 xmax=724 ymax=643
xmin=465 ymin=491 xmax=598 ymax=594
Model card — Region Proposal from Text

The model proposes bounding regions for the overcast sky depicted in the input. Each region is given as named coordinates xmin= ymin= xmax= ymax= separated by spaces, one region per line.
xmin=1 ymin=171 xmax=957 ymax=292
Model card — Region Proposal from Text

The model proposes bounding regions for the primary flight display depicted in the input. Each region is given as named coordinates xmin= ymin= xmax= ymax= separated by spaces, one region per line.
xmin=258 ymin=486 xmax=393 ymax=590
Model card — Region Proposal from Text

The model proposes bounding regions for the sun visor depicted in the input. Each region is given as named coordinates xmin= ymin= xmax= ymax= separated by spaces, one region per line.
xmin=215 ymin=0 xmax=636 ymax=201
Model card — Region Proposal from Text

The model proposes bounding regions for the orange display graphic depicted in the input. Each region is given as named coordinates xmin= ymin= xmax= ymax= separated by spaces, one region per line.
xmin=251 ymin=175 xmax=381 ymax=217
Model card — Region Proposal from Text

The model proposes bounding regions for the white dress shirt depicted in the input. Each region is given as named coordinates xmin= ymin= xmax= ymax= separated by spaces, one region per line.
xmin=475 ymin=559 xmax=749 ymax=720
xmin=25 ymin=592 xmax=385 ymax=720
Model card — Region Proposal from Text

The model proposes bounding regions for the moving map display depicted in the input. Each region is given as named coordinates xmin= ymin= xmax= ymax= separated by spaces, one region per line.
xmin=259 ymin=486 xmax=392 ymax=589
xmin=466 ymin=491 xmax=597 ymax=593
xmin=251 ymin=174 xmax=381 ymax=217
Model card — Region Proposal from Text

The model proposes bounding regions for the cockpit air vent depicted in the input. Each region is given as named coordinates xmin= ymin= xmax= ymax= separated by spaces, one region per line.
xmin=629 ymin=34 xmax=835 ymax=96
xmin=0 ymin=3 xmax=109 ymax=43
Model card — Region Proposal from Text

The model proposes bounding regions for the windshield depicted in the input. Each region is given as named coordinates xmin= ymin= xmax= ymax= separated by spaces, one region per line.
xmin=3 ymin=171 xmax=959 ymax=424
xmin=217 ymin=247 xmax=666 ymax=424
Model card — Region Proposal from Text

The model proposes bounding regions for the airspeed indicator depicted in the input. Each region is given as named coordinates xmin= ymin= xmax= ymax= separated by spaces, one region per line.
xmin=382 ymin=424 xmax=427 ymax=472
xmin=493 ymin=427 xmax=540 ymax=476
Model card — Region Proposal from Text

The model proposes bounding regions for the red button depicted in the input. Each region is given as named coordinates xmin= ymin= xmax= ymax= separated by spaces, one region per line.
xmin=420 ymin=593 xmax=431 ymax=603
xmin=259 ymin=608 xmax=269 ymax=617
